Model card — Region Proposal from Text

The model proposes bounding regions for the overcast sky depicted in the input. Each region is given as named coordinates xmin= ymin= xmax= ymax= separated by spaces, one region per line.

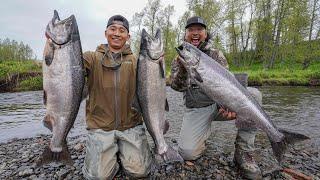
xmin=0 ymin=0 xmax=187 ymax=59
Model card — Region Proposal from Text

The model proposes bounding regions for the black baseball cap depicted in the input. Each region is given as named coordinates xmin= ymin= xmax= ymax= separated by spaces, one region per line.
xmin=185 ymin=16 xmax=207 ymax=29
xmin=107 ymin=15 xmax=129 ymax=32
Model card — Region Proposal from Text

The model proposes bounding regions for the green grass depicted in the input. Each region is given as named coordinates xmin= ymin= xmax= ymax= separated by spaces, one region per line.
xmin=0 ymin=60 xmax=42 ymax=92
xmin=230 ymin=61 xmax=320 ymax=86
xmin=14 ymin=76 xmax=43 ymax=91
xmin=0 ymin=60 xmax=42 ymax=80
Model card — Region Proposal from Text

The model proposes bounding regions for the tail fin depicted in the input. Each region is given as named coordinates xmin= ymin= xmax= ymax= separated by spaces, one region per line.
xmin=270 ymin=129 xmax=310 ymax=163
xmin=37 ymin=141 xmax=73 ymax=166
xmin=161 ymin=145 xmax=184 ymax=163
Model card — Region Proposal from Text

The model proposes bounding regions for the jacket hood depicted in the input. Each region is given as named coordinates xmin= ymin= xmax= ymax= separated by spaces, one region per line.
xmin=96 ymin=44 xmax=133 ymax=55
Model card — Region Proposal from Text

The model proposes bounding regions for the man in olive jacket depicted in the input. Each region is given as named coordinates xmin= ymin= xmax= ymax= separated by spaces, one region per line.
xmin=171 ymin=16 xmax=262 ymax=179
xmin=82 ymin=15 xmax=152 ymax=179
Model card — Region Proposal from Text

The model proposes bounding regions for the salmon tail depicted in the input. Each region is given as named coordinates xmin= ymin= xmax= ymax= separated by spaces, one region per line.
xmin=37 ymin=141 xmax=73 ymax=166
xmin=161 ymin=145 xmax=184 ymax=163
xmin=270 ymin=129 xmax=310 ymax=163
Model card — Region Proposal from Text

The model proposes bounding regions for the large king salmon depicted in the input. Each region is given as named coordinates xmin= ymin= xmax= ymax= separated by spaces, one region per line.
xmin=176 ymin=42 xmax=309 ymax=162
xmin=136 ymin=29 xmax=183 ymax=163
xmin=39 ymin=10 xmax=84 ymax=165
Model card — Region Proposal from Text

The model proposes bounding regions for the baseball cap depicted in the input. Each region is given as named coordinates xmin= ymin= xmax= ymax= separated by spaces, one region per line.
xmin=185 ymin=16 xmax=207 ymax=29
xmin=107 ymin=15 xmax=129 ymax=32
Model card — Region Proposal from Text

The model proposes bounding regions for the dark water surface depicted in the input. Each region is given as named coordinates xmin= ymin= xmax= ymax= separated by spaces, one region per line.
xmin=0 ymin=86 xmax=319 ymax=150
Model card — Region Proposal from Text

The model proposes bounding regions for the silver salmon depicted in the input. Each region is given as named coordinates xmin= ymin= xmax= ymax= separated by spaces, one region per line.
xmin=39 ymin=10 xmax=84 ymax=165
xmin=137 ymin=29 xmax=183 ymax=163
xmin=176 ymin=42 xmax=309 ymax=162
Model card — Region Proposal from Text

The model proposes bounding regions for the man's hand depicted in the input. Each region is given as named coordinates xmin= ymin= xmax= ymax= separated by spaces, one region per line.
xmin=218 ymin=107 xmax=236 ymax=120
xmin=176 ymin=56 xmax=184 ymax=65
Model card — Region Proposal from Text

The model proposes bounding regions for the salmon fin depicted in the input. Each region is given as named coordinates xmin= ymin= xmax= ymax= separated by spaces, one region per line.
xmin=163 ymin=119 xmax=170 ymax=134
xmin=44 ymin=41 xmax=55 ymax=66
xmin=37 ymin=142 xmax=73 ymax=166
xmin=165 ymin=98 xmax=169 ymax=111
xmin=161 ymin=145 xmax=184 ymax=163
xmin=132 ymin=93 xmax=142 ymax=114
xmin=81 ymin=83 xmax=88 ymax=101
xmin=159 ymin=60 xmax=165 ymax=78
xmin=270 ymin=128 xmax=310 ymax=163
xmin=43 ymin=90 xmax=47 ymax=106
xmin=192 ymin=68 xmax=203 ymax=82
xmin=43 ymin=114 xmax=54 ymax=131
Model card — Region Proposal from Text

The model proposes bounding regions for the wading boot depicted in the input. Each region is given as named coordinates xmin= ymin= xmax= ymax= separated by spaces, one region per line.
xmin=234 ymin=148 xmax=262 ymax=180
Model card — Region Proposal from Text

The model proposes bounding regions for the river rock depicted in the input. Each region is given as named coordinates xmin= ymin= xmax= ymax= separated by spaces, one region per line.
xmin=18 ymin=168 xmax=34 ymax=177
xmin=74 ymin=143 xmax=85 ymax=151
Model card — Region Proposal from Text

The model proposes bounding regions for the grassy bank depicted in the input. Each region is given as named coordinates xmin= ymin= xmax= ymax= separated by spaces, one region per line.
xmin=230 ymin=61 xmax=320 ymax=86
xmin=1 ymin=59 xmax=319 ymax=93
xmin=0 ymin=60 xmax=42 ymax=92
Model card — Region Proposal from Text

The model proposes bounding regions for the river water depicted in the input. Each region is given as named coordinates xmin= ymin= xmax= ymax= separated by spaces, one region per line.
xmin=0 ymin=86 xmax=319 ymax=151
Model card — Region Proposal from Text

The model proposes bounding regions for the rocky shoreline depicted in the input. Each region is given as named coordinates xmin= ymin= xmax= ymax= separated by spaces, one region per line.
xmin=0 ymin=133 xmax=319 ymax=180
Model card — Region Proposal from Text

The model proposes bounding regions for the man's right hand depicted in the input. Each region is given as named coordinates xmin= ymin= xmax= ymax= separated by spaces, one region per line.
xmin=218 ymin=107 xmax=236 ymax=120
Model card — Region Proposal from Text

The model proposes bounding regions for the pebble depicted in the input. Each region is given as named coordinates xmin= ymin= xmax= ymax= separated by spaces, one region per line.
xmin=18 ymin=168 xmax=34 ymax=177
xmin=74 ymin=143 xmax=84 ymax=151
xmin=185 ymin=161 xmax=194 ymax=166
xmin=0 ymin=130 xmax=319 ymax=179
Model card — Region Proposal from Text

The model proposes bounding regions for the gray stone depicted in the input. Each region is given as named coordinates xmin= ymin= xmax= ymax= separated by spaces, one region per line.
xmin=57 ymin=169 xmax=70 ymax=180
xmin=18 ymin=168 xmax=34 ymax=177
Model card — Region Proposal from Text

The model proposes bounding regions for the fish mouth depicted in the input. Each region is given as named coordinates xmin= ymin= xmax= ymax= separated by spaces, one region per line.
xmin=175 ymin=45 xmax=185 ymax=59
xmin=45 ymin=10 xmax=76 ymax=45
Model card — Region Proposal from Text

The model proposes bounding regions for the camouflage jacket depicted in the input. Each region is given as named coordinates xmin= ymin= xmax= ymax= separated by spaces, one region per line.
xmin=170 ymin=41 xmax=229 ymax=108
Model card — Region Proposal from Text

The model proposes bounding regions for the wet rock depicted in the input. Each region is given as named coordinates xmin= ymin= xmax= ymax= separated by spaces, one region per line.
xmin=165 ymin=164 xmax=174 ymax=171
xmin=185 ymin=161 xmax=194 ymax=166
xmin=18 ymin=168 xmax=34 ymax=177
xmin=74 ymin=143 xmax=85 ymax=151
xmin=56 ymin=169 xmax=70 ymax=179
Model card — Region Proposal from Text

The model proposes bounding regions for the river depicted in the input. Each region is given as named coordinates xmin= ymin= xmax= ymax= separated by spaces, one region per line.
xmin=0 ymin=86 xmax=319 ymax=152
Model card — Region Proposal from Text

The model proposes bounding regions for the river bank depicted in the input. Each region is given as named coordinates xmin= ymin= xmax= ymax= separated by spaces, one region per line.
xmin=0 ymin=60 xmax=42 ymax=93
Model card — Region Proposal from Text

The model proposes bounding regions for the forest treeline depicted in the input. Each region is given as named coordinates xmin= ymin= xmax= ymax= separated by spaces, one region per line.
xmin=130 ymin=0 xmax=320 ymax=71
xmin=0 ymin=38 xmax=35 ymax=61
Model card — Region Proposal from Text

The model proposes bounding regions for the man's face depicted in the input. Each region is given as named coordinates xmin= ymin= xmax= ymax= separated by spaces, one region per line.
xmin=105 ymin=22 xmax=130 ymax=52
xmin=185 ymin=24 xmax=207 ymax=47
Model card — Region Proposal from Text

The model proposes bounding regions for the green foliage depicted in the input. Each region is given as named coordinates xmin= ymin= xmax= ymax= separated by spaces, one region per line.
xmin=15 ymin=76 xmax=43 ymax=91
xmin=0 ymin=60 xmax=41 ymax=80
xmin=0 ymin=38 xmax=35 ymax=61
xmin=231 ymin=60 xmax=320 ymax=85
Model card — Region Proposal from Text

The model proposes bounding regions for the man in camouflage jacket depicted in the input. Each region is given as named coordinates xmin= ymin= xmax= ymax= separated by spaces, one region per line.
xmin=170 ymin=16 xmax=262 ymax=179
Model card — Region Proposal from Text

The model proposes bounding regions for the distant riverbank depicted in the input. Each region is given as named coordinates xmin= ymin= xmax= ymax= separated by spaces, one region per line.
xmin=0 ymin=60 xmax=42 ymax=93
xmin=1 ymin=60 xmax=320 ymax=93
xmin=231 ymin=61 xmax=320 ymax=86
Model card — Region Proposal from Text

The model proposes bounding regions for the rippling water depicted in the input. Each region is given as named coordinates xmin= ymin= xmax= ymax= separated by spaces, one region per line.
xmin=0 ymin=91 xmax=86 ymax=143
xmin=0 ymin=86 xmax=319 ymax=147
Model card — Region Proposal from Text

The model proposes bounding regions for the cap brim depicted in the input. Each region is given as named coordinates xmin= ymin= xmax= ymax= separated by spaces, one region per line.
xmin=185 ymin=23 xmax=206 ymax=29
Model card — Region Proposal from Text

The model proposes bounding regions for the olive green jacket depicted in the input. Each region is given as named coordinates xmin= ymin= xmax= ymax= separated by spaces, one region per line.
xmin=83 ymin=44 xmax=142 ymax=131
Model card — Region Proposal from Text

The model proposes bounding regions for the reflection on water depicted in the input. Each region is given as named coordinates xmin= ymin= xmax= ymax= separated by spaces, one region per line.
xmin=0 ymin=91 xmax=86 ymax=143
xmin=0 ymin=86 xmax=319 ymax=146
xmin=261 ymin=86 xmax=320 ymax=148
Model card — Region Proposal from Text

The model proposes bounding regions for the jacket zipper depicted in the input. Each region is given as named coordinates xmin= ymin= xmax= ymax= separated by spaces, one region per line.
xmin=114 ymin=69 xmax=120 ymax=129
